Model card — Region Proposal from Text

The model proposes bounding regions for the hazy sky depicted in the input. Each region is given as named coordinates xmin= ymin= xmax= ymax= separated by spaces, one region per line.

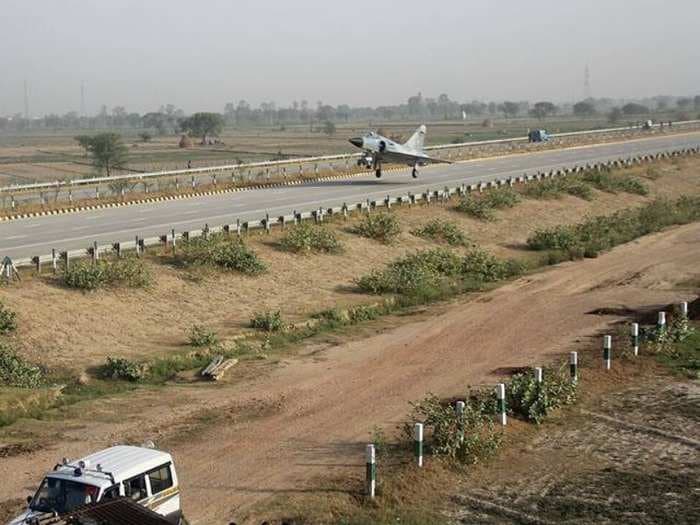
xmin=1 ymin=0 xmax=698 ymax=116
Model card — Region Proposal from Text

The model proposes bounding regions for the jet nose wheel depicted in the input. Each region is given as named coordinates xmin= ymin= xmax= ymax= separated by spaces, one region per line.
xmin=375 ymin=169 xmax=382 ymax=178
xmin=412 ymin=168 xmax=418 ymax=178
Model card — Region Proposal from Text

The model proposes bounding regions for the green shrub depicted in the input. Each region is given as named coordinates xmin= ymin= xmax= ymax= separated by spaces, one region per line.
xmin=462 ymin=249 xmax=523 ymax=282
xmin=583 ymin=171 xmax=648 ymax=195
xmin=411 ymin=219 xmax=468 ymax=246
xmin=280 ymin=223 xmax=342 ymax=254
xmin=527 ymin=197 xmax=700 ymax=261
xmin=523 ymin=177 xmax=594 ymax=200
xmin=188 ymin=324 xmax=219 ymax=347
xmin=250 ymin=310 xmax=285 ymax=332
xmin=0 ymin=302 xmax=18 ymax=335
xmin=455 ymin=195 xmax=495 ymax=221
xmin=352 ymin=212 xmax=401 ymax=243
xmin=484 ymin=187 xmax=520 ymax=209
xmin=348 ymin=304 xmax=383 ymax=323
xmin=102 ymin=356 xmax=144 ymax=382
xmin=507 ymin=368 xmax=578 ymax=424
xmin=178 ymin=234 xmax=266 ymax=275
xmin=403 ymin=393 xmax=502 ymax=464
xmin=0 ymin=344 xmax=43 ymax=388
xmin=63 ymin=257 xmax=152 ymax=290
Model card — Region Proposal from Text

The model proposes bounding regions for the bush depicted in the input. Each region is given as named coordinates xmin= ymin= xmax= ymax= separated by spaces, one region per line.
xmin=507 ymin=368 xmax=577 ymax=424
xmin=462 ymin=249 xmax=523 ymax=282
xmin=0 ymin=344 xmax=43 ymax=388
xmin=523 ymin=177 xmax=594 ymax=201
xmin=527 ymin=197 xmax=700 ymax=260
xmin=454 ymin=196 xmax=494 ymax=220
xmin=102 ymin=356 xmax=144 ymax=382
xmin=0 ymin=302 xmax=18 ymax=335
xmin=403 ymin=393 xmax=502 ymax=464
xmin=352 ymin=212 xmax=401 ymax=243
xmin=188 ymin=324 xmax=219 ymax=347
xmin=178 ymin=234 xmax=266 ymax=275
xmin=280 ymin=223 xmax=342 ymax=254
xmin=484 ymin=187 xmax=520 ymax=209
xmin=63 ymin=257 xmax=152 ymax=290
xmin=250 ymin=310 xmax=284 ymax=332
xmin=411 ymin=219 xmax=468 ymax=246
xmin=582 ymin=171 xmax=648 ymax=195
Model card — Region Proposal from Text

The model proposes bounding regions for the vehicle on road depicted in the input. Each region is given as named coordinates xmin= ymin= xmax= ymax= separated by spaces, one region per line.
xmin=349 ymin=125 xmax=452 ymax=178
xmin=528 ymin=129 xmax=550 ymax=142
xmin=8 ymin=445 xmax=183 ymax=525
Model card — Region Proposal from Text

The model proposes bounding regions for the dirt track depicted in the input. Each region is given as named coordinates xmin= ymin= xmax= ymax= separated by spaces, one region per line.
xmin=1 ymin=223 xmax=699 ymax=524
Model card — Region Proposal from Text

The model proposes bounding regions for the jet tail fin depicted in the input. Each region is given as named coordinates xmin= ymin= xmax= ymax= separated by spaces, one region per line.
xmin=404 ymin=125 xmax=426 ymax=152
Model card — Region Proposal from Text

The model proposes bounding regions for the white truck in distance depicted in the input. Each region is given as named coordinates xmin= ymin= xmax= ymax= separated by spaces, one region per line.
xmin=8 ymin=445 xmax=183 ymax=525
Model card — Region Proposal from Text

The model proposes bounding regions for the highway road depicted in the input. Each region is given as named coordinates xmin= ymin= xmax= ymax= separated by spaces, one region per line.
xmin=1 ymin=132 xmax=698 ymax=261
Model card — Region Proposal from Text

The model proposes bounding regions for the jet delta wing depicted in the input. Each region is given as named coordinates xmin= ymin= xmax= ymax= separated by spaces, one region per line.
xmin=349 ymin=125 xmax=451 ymax=178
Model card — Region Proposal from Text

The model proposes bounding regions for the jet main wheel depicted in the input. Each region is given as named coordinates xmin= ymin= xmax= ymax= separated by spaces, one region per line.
xmin=375 ymin=169 xmax=382 ymax=178
xmin=412 ymin=168 xmax=418 ymax=178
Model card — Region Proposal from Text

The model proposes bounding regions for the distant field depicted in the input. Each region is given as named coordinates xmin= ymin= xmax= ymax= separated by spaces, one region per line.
xmin=0 ymin=115 xmax=676 ymax=186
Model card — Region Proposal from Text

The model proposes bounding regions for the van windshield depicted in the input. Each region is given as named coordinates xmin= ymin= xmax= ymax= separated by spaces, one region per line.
xmin=30 ymin=477 xmax=99 ymax=514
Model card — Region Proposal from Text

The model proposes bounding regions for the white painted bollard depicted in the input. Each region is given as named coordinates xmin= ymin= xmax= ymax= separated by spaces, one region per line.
xmin=534 ymin=367 xmax=543 ymax=383
xmin=680 ymin=302 xmax=688 ymax=318
xmin=570 ymin=352 xmax=578 ymax=382
xmin=365 ymin=444 xmax=376 ymax=499
xmin=455 ymin=401 xmax=465 ymax=443
xmin=414 ymin=423 xmax=424 ymax=467
xmin=603 ymin=335 xmax=612 ymax=370
xmin=496 ymin=384 xmax=507 ymax=426
xmin=631 ymin=323 xmax=639 ymax=356
xmin=658 ymin=311 xmax=666 ymax=328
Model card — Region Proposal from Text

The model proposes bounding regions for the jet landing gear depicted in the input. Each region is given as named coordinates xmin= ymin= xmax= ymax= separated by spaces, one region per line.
xmin=412 ymin=165 xmax=419 ymax=178
xmin=374 ymin=160 xmax=383 ymax=178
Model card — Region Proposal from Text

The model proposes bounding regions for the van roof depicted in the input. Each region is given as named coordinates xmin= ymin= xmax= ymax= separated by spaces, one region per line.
xmin=48 ymin=446 xmax=173 ymax=489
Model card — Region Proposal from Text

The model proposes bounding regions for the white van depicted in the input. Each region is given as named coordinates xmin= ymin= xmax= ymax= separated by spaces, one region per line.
xmin=8 ymin=445 xmax=183 ymax=525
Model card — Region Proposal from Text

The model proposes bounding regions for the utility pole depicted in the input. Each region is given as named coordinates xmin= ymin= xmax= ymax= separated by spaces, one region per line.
xmin=80 ymin=81 xmax=86 ymax=119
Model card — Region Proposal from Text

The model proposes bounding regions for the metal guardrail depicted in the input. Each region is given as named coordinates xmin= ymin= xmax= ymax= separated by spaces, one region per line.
xmin=2 ymin=120 xmax=698 ymax=194
xmin=4 ymin=145 xmax=697 ymax=275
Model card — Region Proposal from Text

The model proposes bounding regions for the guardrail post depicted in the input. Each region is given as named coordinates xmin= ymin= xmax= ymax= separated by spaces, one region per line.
xmin=603 ymin=335 xmax=612 ymax=370
xmin=32 ymin=256 xmax=41 ymax=274
xmin=191 ymin=176 xmax=196 ymax=189
xmin=366 ymin=444 xmax=376 ymax=499
xmin=385 ymin=195 xmax=391 ymax=209
xmin=342 ymin=203 xmax=348 ymax=220
xmin=51 ymin=249 xmax=58 ymax=274
xmin=534 ymin=367 xmax=543 ymax=383
xmin=175 ymin=178 xmax=180 ymax=191
xmin=366 ymin=198 xmax=371 ymax=214
xmin=92 ymin=241 xmax=99 ymax=263
xmin=68 ymin=190 xmax=73 ymax=204
xmin=95 ymin=187 xmax=100 ymax=199
xmin=212 ymin=174 xmax=217 ymax=186
xmin=171 ymin=229 xmax=177 ymax=254
xmin=135 ymin=235 xmax=141 ymax=257
xmin=10 ymin=196 xmax=15 ymax=209
xmin=680 ymin=301 xmax=688 ymax=318
xmin=657 ymin=311 xmax=666 ymax=329
xmin=236 ymin=218 xmax=242 ymax=236
xmin=138 ymin=237 xmax=145 ymax=254
xmin=265 ymin=213 xmax=271 ymax=233
xmin=61 ymin=251 xmax=70 ymax=270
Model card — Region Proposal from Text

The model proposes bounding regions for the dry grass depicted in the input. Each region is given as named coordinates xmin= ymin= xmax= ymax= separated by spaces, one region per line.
xmin=0 ymin=158 xmax=698 ymax=371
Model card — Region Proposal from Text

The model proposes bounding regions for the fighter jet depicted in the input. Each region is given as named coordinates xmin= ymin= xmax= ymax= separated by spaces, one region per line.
xmin=349 ymin=125 xmax=451 ymax=178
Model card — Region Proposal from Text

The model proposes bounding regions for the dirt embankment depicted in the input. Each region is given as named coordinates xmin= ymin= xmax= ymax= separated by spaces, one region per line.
xmin=0 ymin=220 xmax=698 ymax=524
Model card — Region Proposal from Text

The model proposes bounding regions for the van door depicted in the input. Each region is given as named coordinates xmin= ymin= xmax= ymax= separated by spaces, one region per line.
xmin=145 ymin=463 xmax=181 ymax=521
xmin=123 ymin=474 xmax=148 ymax=503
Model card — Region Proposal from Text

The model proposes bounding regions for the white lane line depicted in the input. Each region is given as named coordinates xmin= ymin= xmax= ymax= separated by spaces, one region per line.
xmin=4 ymin=235 xmax=27 ymax=240
xmin=24 ymin=223 xmax=43 ymax=228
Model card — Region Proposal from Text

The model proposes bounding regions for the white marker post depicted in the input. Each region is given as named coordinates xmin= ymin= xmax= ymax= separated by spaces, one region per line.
xmin=365 ymin=444 xmax=376 ymax=499
xmin=680 ymin=302 xmax=688 ymax=318
xmin=658 ymin=311 xmax=666 ymax=329
xmin=534 ymin=367 xmax=543 ymax=383
xmin=496 ymin=384 xmax=507 ymax=426
xmin=603 ymin=335 xmax=612 ymax=370
xmin=414 ymin=423 xmax=424 ymax=467
xmin=570 ymin=351 xmax=578 ymax=382
xmin=455 ymin=401 xmax=465 ymax=444
xmin=631 ymin=323 xmax=640 ymax=356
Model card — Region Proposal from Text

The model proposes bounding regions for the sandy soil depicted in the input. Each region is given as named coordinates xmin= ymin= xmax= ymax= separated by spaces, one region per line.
xmin=0 ymin=221 xmax=698 ymax=524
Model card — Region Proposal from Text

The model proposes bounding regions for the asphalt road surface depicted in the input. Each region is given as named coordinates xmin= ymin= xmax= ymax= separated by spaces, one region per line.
xmin=1 ymin=132 xmax=698 ymax=261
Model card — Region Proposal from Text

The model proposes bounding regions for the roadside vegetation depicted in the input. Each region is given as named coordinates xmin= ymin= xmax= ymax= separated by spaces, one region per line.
xmin=250 ymin=310 xmax=285 ymax=332
xmin=454 ymin=187 xmax=520 ymax=220
xmin=187 ymin=324 xmax=219 ymax=347
xmin=522 ymin=176 xmax=594 ymax=200
xmin=582 ymin=171 xmax=648 ymax=195
xmin=175 ymin=233 xmax=266 ymax=275
xmin=351 ymin=212 xmax=401 ymax=243
xmin=0 ymin=301 xmax=17 ymax=335
xmin=279 ymin=223 xmax=343 ymax=254
xmin=410 ymin=219 xmax=469 ymax=246
xmin=0 ymin=343 xmax=43 ymax=388
xmin=62 ymin=257 xmax=152 ymax=290
xmin=527 ymin=196 xmax=700 ymax=261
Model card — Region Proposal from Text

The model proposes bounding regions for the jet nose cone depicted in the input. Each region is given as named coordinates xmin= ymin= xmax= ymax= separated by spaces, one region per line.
xmin=349 ymin=137 xmax=363 ymax=148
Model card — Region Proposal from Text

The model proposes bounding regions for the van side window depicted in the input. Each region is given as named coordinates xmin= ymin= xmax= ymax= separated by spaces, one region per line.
xmin=123 ymin=475 xmax=147 ymax=501
xmin=102 ymin=485 xmax=120 ymax=500
xmin=147 ymin=464 xmax=173 ymax=495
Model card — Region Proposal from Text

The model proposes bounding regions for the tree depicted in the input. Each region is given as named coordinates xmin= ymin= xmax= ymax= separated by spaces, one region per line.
xmin=139 ymin=132 xmax=152 ymax=143
xmin=323 ymin=120 xmax=336 ymax=136
xmin=530 ymin=101 xmax=557 ymax=121
xmin=86 ymin=133 xmax=128 ymax=176
xmin=621 ymin=103 xmax=649 ymax=116
xmin=500 ymin=101 xmax=520 ymax=118
xmin=676 ymin=98 xmax=692 ymax=111
xmin=74 ymin=135 xmax=93 ymax=157
xmin=179 ymin=112 xmax=224 ymax=144
xmin=573 ymin=101 xmax=596 ymax=117
xmin=608 ymin=107 xmax=623 ymax=124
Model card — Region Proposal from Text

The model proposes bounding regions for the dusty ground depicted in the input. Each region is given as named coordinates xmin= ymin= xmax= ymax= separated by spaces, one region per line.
xmin=1 ymin=157 xmax=698 ymax=371
xmin=0 ymin=219 xmax=698 ymax=524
